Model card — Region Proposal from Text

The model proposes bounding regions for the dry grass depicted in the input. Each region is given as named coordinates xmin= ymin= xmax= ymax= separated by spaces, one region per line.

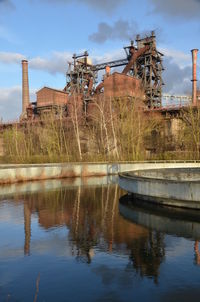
xmin=3 ymin=96 xmax=199 ymax=163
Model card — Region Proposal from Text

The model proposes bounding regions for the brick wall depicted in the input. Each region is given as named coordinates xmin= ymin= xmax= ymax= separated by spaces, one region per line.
xmin=37 ymin=87 xmax=68 ymax=107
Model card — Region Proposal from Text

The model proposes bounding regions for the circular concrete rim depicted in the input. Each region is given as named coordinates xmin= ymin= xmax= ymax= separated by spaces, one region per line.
xmin=119 ymin=167 xmax=200 ymax=207
xmin=119 ymin=167 xmax=200 ymax=184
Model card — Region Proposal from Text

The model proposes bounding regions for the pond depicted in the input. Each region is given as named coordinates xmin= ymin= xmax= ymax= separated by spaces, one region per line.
xmin=0 ymin=177 xmax=200 ymax=302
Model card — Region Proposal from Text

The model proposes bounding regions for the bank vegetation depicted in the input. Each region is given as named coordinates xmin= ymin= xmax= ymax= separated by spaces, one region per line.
xmin=1 ymin=97 xmax=200 ymax=163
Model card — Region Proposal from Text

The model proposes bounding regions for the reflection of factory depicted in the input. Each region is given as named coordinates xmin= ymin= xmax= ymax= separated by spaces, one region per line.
xmin=19 ymin=185 xmax=200 ymax=281
xmin=22 ymin=185 xmax=149 ymax=254
xmin=22 ymin=32 xmax=165 ymax=120
xmin=21 ymin=184 xmax=166 ymax=281
xmin=2 ymin=182 xmax=200 ymax=287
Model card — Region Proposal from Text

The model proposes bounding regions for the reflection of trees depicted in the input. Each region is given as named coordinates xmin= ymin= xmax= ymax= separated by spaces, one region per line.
xmin=21 ymin=185 xmax=126 ymax=262
xmin=24 ymin=202 xmax=31 ymax=255
xmin=129 ymin=232 xmax=165 ymax=284
xmin=68 ymin=184 xmax=121 ymax=263
xmin=70 ymin=186 xmax=98 ymax=263
xmin=19 ymin=184 xmax=165 ymax=281
xmin=194 ymin=241 xmax=200 ymax=266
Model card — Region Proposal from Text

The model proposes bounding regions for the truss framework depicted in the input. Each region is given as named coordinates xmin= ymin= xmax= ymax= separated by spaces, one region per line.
xmin=66 ymin=32 xmax=164 ymax=108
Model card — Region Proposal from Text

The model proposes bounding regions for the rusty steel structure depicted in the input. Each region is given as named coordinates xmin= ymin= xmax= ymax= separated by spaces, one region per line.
xmin=17 ymin=32 xmax=200 ymax=123
xmin=63 ymin=31 xmax=164 ymax=108
xmin=133 ymin=33 xmax=164 ymax=108
xmin=20 ymin=32 xmax=165 ymax=120
xmin=65 ymin=51 xmax=96 ymax=99
xmin=94 ymin=31 xmax=164 ymax=108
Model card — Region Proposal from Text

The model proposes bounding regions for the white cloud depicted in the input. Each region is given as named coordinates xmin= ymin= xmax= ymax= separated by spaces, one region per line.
xmin=0 ymin=86 xmax=36 ymax=122
xmin=0 ymin=86 xmax=21 ymax=122
xmin=29 ymin=51 xmax=72 ymax=74
xmin=0 ymin=50 xmax=72 ymax=74
xmin=0 ymin=51 xmax=25 ymax=64
xmin=160 ymin=47 xmax=191 ymax=68
xmin=0 ymin=49 xmax=126 ymax=75
xmin=91 ymin=48 xmax=125 ymax=64
xmin=160 ymin=47 xmax=193 ymax=95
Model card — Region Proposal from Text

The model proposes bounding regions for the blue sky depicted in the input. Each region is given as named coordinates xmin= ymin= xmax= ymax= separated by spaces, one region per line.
xmin=0 ymin=0 xmax=200 ymax=121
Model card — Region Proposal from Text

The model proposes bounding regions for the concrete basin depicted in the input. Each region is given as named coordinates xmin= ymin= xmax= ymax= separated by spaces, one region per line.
xmin=119 ymin=168 xmax=200 ymax=209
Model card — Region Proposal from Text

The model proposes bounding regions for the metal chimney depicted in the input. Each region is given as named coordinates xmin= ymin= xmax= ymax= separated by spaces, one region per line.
xmin=191 ymin=49 xmax=199 ymax=106
xmin=22 ymin=60 xmax=30 ymax=116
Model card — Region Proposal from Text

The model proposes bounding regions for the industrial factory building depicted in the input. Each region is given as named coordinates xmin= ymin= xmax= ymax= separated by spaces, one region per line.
xmin=21 ymin=32 xmax=163 ymax=120
xmin=36 ymin=87 xmax=68 ymax=116
xmin=20 ymin=32 xmax=199 ymax=122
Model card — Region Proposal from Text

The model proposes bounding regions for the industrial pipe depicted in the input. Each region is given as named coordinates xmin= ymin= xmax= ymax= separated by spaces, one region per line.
xmin=105 ymin=65 xmax=111 ymax=76
xmin=122 ymin=44 xmax=150 ymax=75
xmin=191 ymin=49 xmax=199 ymax=106
xmin=22 ymin=60 xmax=30 ymax=116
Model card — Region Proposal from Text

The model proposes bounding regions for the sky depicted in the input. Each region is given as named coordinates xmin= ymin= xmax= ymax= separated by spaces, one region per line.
xmin=0 ymin=0 xmax=200 ymax=121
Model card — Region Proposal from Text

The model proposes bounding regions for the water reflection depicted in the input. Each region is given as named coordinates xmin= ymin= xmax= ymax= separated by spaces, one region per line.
xmin=1 ymin=180 xmax=200 ymax=301
xmin=4 ymin=183 xmax=166 ymax=284
xmin=20 ymin=184 xmax=150 ymax=262
xmin=21 ymin=185 xmax=114 ymax=259
xmin=129 ymin=231 xmax=165 ymax=284
xmin=119 ymin=194 xmax=200 ymax=267
xmin=194 ymin=241 xmax=200 ymax=265
xmin=24 ymin=202 xmax=31 ymax=255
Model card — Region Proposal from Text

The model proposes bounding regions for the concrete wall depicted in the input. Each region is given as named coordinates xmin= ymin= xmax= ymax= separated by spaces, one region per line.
xmin=119 ymin=166 xmax=200 ymax=207
xmin=0 ymin=161 xmax=200 ymax=184
xmin=170 ymin=118 xmax=181 ymax=138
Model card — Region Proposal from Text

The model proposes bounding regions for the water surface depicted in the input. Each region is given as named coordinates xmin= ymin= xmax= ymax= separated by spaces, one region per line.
xmin=0 ymin=177 xmax=200 ymax=302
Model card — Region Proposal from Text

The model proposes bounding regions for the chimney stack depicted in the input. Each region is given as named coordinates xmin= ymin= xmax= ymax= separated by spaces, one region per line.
xmin=191 ymin=49 xmax=199 ymax=106
xmin=22 ymin=60 xmax=30 ymax=117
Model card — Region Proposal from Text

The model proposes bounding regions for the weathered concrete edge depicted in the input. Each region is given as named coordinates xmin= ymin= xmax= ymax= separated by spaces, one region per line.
xmin=119 ymin=165 xmax=200 ymax=206
xmin=1 ymin=161 xmax=200 ymax=184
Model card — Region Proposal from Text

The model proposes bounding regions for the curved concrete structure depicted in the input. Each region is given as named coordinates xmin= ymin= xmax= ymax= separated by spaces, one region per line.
xmin=119 ymin=195 xmax=200 ymax=240
xmin=119 ymin=168 xmax=200 ymax=209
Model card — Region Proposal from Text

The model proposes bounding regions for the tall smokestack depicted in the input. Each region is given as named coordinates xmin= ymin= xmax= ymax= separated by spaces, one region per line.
xmin=191 ymin=49 xmax=199 ymax=106
xmin=22 ymin=60 xmax=30 ymax=116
